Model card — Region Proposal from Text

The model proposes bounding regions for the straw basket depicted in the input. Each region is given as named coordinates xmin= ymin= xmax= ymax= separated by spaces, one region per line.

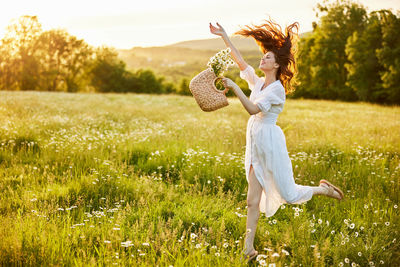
xmin=189 ymin=68 xmax=229 ymax=112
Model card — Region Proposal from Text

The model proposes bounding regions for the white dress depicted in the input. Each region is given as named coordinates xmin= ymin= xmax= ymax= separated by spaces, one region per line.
xmin=240 ymin=64 xmax=314 ymax=217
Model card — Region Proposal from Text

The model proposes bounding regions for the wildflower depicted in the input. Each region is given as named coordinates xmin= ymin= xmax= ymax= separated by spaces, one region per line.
xmin=358 ymin=252 xmax=362 ymax=256
xmin=318 ymin=219 xmax=322 ymax=224
xmin=104 ymin=240 xmax=111 ymax=244
xmin=215 ymin=252 xmax=220 ymax=256
xmin=349 ymin=223 xmax=355 ymax=229
xmin=282 ymin=249 xmax=289 ymax=255
xmin=195 ymin=243 xmax=202 ymax=249
xmin=385 ymin=222 xmax=390 ymax=226
xmin=235 ymin=211 xmax=246 ymax=218
xmin=121 ymin=241 xmax=134 ymax=247
xmin=190 ymin=233 xmax=198 ymax=239
xmin=223 ymin=243 xmax=229 ymax=248
xmin=271 ymin=252 xmax=280 ymax=257
xmin=256 ymin=254 xmax=267 ymax=261
xmin=142 ymin=242 xmax=150 ymax=246
xmin=272 ymin=219 xmax=277 ymax=224
xmin=345 ymin=258 xmax=350 ymax=263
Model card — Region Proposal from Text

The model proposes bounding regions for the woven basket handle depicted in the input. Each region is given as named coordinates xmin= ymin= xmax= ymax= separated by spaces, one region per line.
xmin=213 ymin=76 xmax=229 ymax=95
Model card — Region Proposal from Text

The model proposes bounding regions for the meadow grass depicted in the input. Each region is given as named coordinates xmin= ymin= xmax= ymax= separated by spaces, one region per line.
xmin=0 ymin=91 xmax=399 ymax=266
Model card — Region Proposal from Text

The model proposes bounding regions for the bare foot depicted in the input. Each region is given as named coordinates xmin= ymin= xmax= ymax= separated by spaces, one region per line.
xmin=241 ymin=249 xmax=258 ymax=262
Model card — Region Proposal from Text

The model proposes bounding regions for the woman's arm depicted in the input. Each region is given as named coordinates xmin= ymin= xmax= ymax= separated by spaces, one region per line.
xmin=222 ymin=78 xmax=261 ymax=115
xmin=209 ymin=22 xmax=248 ymax=71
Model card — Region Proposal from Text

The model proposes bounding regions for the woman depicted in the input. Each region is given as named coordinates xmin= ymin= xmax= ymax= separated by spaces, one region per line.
xmin=209 ymin=20 xmax=344 ymax=261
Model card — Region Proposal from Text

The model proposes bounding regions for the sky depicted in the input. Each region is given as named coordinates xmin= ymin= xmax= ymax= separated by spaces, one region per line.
xmin=0 ymin=0 xmax=399 ymax=49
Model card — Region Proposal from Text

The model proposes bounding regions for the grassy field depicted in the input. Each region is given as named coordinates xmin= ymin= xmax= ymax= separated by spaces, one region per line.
xmin=0 ymin=91 xmax=399 ymax=266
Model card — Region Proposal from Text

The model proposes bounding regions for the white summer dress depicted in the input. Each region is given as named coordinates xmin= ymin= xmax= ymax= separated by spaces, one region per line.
xmin=240 ymin=64 xmax=314 ymax=217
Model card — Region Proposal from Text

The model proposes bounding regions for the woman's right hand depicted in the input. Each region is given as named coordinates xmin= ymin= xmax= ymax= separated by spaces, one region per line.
xmin=209 ymin=22 xmax=227 ymax=37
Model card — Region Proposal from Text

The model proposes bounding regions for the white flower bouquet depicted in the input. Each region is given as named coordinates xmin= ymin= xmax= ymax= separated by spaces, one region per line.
xmin=207 ymin=48 xmax=235 ymax=77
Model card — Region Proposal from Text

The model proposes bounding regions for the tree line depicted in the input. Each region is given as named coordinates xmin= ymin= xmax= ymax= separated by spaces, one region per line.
xmin=293 ymin=0 xmax=400 ymax=104
xmin=0 ymin=0 xmax=399 ymax=105
xmin=0 ymin=15 xmax=177 ymax=94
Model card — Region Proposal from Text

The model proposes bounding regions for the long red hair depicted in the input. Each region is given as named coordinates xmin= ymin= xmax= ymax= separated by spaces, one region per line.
xmin=234 ymin=18 xmax=299 ymax=94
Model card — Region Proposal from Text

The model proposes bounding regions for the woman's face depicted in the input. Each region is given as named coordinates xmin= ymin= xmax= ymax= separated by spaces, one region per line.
xmin=259 ymin=51 xmax=279 ymax=72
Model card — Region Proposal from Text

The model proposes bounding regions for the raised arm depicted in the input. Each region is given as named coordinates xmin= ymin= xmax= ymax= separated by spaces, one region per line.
xmin=209 ymin=22 xmax=248 ymax=71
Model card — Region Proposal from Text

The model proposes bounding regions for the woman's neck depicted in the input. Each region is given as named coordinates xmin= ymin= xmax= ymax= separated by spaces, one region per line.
xmin=262 ymin=72 xmax=277 ymax=90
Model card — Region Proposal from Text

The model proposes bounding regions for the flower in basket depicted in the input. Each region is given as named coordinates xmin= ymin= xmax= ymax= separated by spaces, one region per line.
xmin=207 ymin=48 xmax=235 ymax=90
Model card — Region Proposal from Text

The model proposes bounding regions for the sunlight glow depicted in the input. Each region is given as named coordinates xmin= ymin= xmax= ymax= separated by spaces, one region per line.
xmin=1 ymin=0 xmax=399 ymax=49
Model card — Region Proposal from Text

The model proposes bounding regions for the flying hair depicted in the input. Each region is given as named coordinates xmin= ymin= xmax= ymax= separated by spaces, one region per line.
xmin=234 ymin=17 xmax=299 ymax=94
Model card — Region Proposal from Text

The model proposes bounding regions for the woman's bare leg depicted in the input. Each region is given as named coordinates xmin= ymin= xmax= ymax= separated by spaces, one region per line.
xmin=311 ymin=184 xmax=341 ymax=198
xmin=243 ymin=164 xmax=263 ymax=255
xmin=311 ymin=185 xmax=329 ymax=196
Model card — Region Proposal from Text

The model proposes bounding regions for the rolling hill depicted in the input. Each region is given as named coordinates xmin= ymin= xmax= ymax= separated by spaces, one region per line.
xmin=117 ymin=34 xmax=309 ymax=83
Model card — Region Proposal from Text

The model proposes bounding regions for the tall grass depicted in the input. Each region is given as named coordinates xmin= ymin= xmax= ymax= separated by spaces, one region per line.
xmin=0 ymin=91 xmax=399 ymax=266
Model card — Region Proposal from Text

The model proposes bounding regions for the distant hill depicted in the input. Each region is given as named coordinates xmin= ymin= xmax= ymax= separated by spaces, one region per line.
xmin=118 ymin=32 xmax=311 ymax=83
xmin=165 ymin=36 xmax=260 ymax=51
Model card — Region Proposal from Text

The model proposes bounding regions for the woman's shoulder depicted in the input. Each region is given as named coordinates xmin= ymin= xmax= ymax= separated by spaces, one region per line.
xmin=272 ymin=80 xmax=285 ymax=93
xmin=267 ymin=80 xmax=286 ymax=101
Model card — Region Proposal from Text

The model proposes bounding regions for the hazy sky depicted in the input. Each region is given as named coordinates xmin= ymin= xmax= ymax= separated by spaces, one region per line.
xmin=1 ymin=0 xmax=399 ymax=49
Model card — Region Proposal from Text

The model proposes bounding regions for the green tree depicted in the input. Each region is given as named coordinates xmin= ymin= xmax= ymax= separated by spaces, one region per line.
xmin=345 ymin=10 xmax=389 ymax=102
xmin=89 ymin=47 xmax=130 ymax=93
xmin=35 ymin=29 xmax=70 ymax=91
xmin=2 ymin=15 xmax=42 ymax=91
xmin=62 ymin=35 xmax=93 ymax=92
xmin=376 ymin=11 xmax=400 ymax=104
xmin=0 ymin=38 xmax=16 ymax=90
xmin=177 ymin=77 xmax=190 ymax=95
xmin=162 ymin=81 xmax=176 ymax=94
xmin=296 ymin=0 xmax=368 ymax=101
xmin=133 ymin=69 xmax=164 ymax=94
xmin=294 ymin=34 xmax=316 ymax=98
